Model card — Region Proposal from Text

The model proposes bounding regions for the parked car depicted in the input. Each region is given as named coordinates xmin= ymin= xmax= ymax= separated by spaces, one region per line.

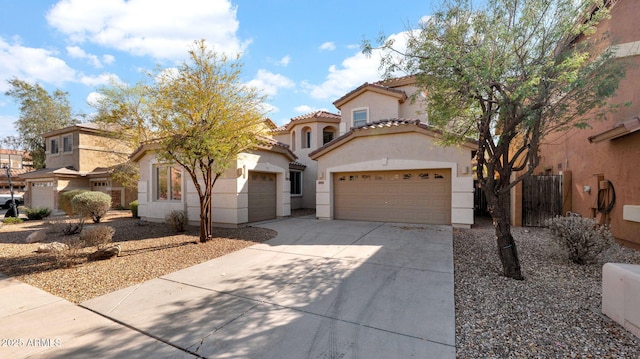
xmin=0 ymin=194 xmax=23 ymax=209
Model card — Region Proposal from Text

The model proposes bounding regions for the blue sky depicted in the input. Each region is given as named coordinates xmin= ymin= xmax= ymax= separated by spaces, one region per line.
xmin=0 ymin=0 xmax=446 ymax=139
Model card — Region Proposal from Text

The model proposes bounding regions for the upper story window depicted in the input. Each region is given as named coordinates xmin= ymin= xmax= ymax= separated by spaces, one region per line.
xmin=302 ymin=127 xmax=312 ymax=149
xmin=63 ymin=135 xmax=73 ymax=153
xmin=155 ymin=165 xmax=182 ymax=201
xmin=323 ymin=126 xmax=337 ymax=145
xmin=353 ymin=109 xmax=368 ymax=127
xmin=50 ymin=138 xmax=59 ymax=155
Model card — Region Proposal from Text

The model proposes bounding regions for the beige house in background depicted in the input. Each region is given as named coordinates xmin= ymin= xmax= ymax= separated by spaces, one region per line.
xmin=21 ymin=123 xmax=136 ymax=210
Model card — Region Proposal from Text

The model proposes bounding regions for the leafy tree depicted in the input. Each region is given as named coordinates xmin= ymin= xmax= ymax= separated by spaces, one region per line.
xmin=4 ymin=78 xmax=77 ymax=169
xmin=364 ymin=0 xmax=626 ymax=279
xmin=94 ymin=40 xmax=266 ymax=242
xmin=0 ymin=136 xmax=23 ymax=151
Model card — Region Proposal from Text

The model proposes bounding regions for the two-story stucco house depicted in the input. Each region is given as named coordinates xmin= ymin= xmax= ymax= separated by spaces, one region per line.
xmin=275 ymin=76 xmax=477 ymax=228
xmin=133 ymin=76 xmax=476 ymax=228
xmin=20 ymin=123 xmax=136 ymax=210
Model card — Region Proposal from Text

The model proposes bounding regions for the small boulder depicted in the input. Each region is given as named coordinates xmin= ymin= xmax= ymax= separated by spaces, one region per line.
xmin=36 ymin=242 xmax=69 ymax=253
xmin=26 ymin=230 xmax=47 ymax=243
xmin=88 ymin=245 xmax=121 ymax=261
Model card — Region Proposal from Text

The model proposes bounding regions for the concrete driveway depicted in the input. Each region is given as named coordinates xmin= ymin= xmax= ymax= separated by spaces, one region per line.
xmin=2 ymin=217 xmax=455 ymax=358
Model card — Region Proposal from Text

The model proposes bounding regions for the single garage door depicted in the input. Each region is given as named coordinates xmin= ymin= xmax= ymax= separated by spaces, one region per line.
xmin=333 ymin=169 xmax=451 ymax=224
xmin=248 ymin=171 xmax=276 ymax=222
xmin=31 ymin=181 xmax=55 ymax=209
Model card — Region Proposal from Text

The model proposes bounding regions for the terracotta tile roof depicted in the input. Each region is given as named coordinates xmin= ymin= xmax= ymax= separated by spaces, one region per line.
xmin=290 ymin=110 xmax=341 ymax=121
xmin=374 ymin=75 xmax=416 ymax=88
xmin=309 ymin=118 xmax=477 ymax=159
xmin=272 ymin=110 xmax=341 ymax=134
xmin=289 ymin=161 xmax=307 ymax=170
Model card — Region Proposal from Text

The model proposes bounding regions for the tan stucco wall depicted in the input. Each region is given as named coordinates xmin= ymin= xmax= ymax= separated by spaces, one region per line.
xmin=535 ymin=0 xmax=640 ymax=247
xmin=339 ymin=92 xmax=399 ymax=132
xmin=314 ymin=132 xmax=475 ymax=227
xmin=136 ymin=148 xmax=291 ymax=227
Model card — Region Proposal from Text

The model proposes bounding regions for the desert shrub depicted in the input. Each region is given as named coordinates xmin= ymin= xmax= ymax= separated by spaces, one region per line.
xmin=47 ymin=216 xmax=84 ymax=235
xmin=545 ymin=215 xmax=613 ymax=265
xmin=166 ymin=210 xmax=187 ymax=232
xmin=72 ymin=191 xmax=112 ymax=223
xmin=53 ymin=236 xmax=85 ymax=268
xmin=2 ymin=217 xmax=23 ymax=224
xmin=80 ymin=225 xmax=115 ymax=250
xmin=58 ymin=189 xmax=89 ymax=215
xmin=130 ymin=200 xmax=139 ymax=218
xmin=25 ymin=207 xmax=52 ymax=220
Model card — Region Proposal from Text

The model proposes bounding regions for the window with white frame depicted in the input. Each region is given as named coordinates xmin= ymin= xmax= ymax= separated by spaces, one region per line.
xmin=290 ymin=170 xmax=302 ymax=196
xmin=50 ymin=138 xmax=59 ymax=154
xmin=63 ymin=135 xmax=73 ymax=153
xmin=353 ymin=109 xmax=368 ymax=127
xmin=154 ymin=165 xmax=182 ymax=201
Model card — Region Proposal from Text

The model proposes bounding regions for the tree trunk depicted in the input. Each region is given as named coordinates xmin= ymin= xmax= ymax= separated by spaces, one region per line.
xmin=199 ymin=191 xmax=212 ymax=243
xmin=486 ymin=185 xmax=524 ymax=280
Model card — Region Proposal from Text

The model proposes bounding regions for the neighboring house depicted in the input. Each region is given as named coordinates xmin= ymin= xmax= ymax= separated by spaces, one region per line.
xmin=276 ymin=76 xmax=476 ymax=228
xmin=130 ymin=137 xmax=297 ymax=227
xmin=0 ymin=149 xmax=30 ymax=194
xmin=20 ymin=123 xmax=136 ymax=210
xmin=533 ymin=0 xmax=640 ymax=248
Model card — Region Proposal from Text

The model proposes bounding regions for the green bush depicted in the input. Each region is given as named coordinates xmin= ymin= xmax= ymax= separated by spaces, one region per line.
xmin=71 ymin=191 xmax=112 ymax=224
xmin=2 ymin=217 xmax=23 ymax=224
xmin=24 ymin=207 xmax=52 ymax=220
xmin=130 ymin=200 xmax=139 ymax=218
xmin=59 ymin=189 xmax=89 ymax=215
xmin=545 ymin=214 xmax=613 ymax=265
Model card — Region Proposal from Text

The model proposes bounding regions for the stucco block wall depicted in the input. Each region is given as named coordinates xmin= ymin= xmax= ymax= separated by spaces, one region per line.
xmin=535 ymin=1 xmax=640 ymax=246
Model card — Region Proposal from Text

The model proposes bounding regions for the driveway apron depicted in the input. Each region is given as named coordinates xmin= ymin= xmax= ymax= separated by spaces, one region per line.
xmin=6 ymin=218 xmax=455 ymax=358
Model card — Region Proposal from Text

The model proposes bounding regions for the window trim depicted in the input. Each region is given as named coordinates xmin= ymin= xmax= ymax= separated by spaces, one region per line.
xmin=352 ymin=107 xmax=369 ymax=128
xmin=62 ymin=135 xmax=73 ymax=153
xmin=153 ymin=164 xmax=183 ymax=202
xmin=290 ymin=170 xmax=303 ymax=196
xmin=50 ymin=138 xmax=60 ymax=155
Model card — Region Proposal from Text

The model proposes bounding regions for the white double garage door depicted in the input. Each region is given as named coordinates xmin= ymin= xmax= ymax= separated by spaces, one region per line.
xmin=333 ymin=169 xmax=451 ymax=225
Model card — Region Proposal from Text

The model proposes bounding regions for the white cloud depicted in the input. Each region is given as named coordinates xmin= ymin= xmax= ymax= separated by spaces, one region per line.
xmin=78 ymin=73 xmax=123 ymax=87
xmin=247 ymin=69 xmax=295 ymax=96
xmin=86 ymin=92 xmax=105 ymax=107
xmin=294 ymin=105 xmax=314 ymax=113
xmin=47 ymin=0 xmax=251 ymax=60
xmin=102 ymin=54 xmax=115 ymax=65
xmin=66 ymin=45 xmax=104 ymax=68
xmin=319 ymin=41 xmax=336 ymax=51
xmin=277 ymin=55 xmax=290 ymax=66
xmin=258 ymin=102 xmax=278 ymax=115
xmin=306 ymin=32 xmax=411 ymax=100
xmin=0 ymin=37 xmax=76 ymax=92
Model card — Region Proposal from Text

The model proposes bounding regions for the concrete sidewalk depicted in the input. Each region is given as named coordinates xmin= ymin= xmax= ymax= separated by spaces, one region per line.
xmin=1 ymin=218 xmax=455 ymax=358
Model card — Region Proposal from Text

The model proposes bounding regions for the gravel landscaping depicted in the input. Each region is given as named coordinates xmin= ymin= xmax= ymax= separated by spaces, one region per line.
xmin=455 ymin=217 xmax=640 ymax=358
xmin=0 ymin=211 xmax=277 ymax=303
xmin=2 ymin=210 xmax=639 ymax=357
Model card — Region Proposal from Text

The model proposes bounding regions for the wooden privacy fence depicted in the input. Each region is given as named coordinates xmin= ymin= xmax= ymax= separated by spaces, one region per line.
xmin=522 ymin=175 xmax=563 ymax=227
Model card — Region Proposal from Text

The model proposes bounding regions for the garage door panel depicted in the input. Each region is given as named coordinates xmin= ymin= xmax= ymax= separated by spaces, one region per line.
xmin=31 ymin=182 xmax=55 ymax=209
xmin=248 ymin=172 xmax=276 ymax=222
xmin=334 ymin=169 xmax=451 ymax=224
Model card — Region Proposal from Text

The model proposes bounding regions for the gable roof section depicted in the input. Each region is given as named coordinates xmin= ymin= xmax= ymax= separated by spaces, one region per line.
xmin=42 ymin=123 xmax=116 ymax=138
xmin=309 ymin=119 xmax=477 ymax=160
xmin=333 ymin=82 xmax=408 ymax=109
xmin=130 ymin=135 xmax=297 ymax=163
